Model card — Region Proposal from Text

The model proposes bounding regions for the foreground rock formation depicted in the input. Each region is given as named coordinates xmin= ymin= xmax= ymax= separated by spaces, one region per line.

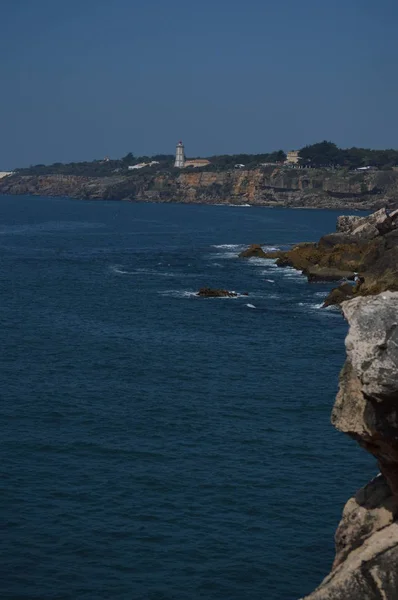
xmin=304 ymin=292 xmax=398 ymax=599
xmin=259 ymin=208 xmax=398 ymax=305
xmin=2 ymin=167 xmax=398 ymax=209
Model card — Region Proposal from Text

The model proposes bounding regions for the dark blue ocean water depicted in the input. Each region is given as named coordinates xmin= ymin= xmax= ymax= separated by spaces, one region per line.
xmin=0 ymin=195 xmax=375 ymax=600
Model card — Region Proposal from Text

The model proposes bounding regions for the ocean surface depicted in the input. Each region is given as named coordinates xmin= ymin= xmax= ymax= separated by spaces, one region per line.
xmin=0 ymin=195 xmax=375 ymax=600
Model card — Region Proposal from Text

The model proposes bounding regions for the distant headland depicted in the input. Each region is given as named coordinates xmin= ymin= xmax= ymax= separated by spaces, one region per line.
xmin=2 ymin=141 xmax=398 ymax=210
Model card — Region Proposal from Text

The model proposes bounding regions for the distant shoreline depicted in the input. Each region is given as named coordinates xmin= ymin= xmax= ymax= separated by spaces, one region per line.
xmin=0 ymin=169 xmax=396 ymax=211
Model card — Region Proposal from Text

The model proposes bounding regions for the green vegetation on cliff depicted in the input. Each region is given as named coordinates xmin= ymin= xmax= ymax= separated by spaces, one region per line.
xmin=299 ymin=141 xmax=398 ymax=169
xmin=13 ymin=142 xmax=398 ymax=178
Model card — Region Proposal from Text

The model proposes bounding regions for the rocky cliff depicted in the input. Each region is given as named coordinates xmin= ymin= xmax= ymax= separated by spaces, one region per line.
xmin=1 ymin=167 xmax=398 ymax=209
xmin=260 ymin=208 xmax=398 ymax=304
xmin=304 ymin=292 xmax=398 ymax=599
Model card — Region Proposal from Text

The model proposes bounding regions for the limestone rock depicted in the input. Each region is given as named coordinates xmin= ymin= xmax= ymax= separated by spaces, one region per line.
xmin=3 ymin=168 xmax=398 ymax=210
xmin=350 ymin=208 xmax=390 ymax=239
xmin=336 ymin=208 xmax=394 ymax=241
xmin=336 ymin=214 xmax=363 ymax=234
xmin=333 ymin=292 xmax=398 ymax=494
xmin=305 ymin=292 xmax=398 ymax=599
xmin=333 ymin=474 xmax=398 ymax=569
xmin=350 ymin=220 xmax=380 ymax=240
xmin=303 ymin=523 xmax=398 ymax=599
xmin=342 ymin=292 xmax=398 ymax=400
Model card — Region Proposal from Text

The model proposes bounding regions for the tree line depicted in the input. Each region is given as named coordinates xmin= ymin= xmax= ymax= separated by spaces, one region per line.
xmin=14 ymin=142 xmax=398 ymax=177
xmin=299 ymin=141 xmax=398 ymax=169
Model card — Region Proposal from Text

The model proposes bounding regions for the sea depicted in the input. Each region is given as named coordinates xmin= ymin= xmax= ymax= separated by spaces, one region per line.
xmin=0 ymin=195 xmax=375 ymax=600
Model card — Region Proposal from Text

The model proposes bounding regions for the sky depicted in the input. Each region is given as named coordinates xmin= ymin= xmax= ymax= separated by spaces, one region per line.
xmin=1 ymin=0 xmax=397 ymax=169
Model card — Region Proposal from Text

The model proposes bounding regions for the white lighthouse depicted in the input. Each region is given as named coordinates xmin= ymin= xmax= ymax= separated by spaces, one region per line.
xmin=174 ymin=141 xmax=185 ymax=168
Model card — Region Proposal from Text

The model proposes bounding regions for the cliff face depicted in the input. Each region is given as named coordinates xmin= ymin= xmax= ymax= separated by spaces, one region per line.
xmin=304 ymin=292 xmax=398 ymax=600
xmin=1 ymin=167 xmax=398 ymax=209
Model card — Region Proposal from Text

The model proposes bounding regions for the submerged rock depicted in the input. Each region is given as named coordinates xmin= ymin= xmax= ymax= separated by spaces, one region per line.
xmin=196 ymin=287 xmax=239 ymax=297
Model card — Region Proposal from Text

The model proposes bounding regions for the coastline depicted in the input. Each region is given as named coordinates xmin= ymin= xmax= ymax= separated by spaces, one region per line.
xmin=1 ymin=168 xmax=397 ymax=211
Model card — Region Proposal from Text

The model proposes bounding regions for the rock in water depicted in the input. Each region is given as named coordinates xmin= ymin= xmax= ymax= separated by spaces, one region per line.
xmin=196 ymin=287 xmax=238 ymax=297
xmin=238 ymin=244 xmax=267 ymax=258
xmin=305 ymin=292 xmax=398 ymax=600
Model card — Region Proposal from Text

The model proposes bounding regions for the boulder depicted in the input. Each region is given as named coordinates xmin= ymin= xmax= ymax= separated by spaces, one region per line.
xmin=336 ymin=208 xmax=394 ymax=240
xmin=196 ymin=287 xmax=238 ymax=297
xmin=350 ymin=207 xmax=390 ymax=239
xmin=336 ymin=214 xmax=363 ymax=234
xmin=332 ymin=292 xmax=398 ymax=495
xmin=333 ymin=474 xmax=398 ymax=569
xmin=238 ymin=244 xmax=267 ymax=258
xmin=342 ymin=292 xmax=398 ymax=401
xmin=303 ymin=524 xmax=398 ymax=599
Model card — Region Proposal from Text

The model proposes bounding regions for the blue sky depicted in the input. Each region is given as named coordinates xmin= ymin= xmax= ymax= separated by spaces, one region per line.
xmin=1 ymin=0 xmax=397 ymax=169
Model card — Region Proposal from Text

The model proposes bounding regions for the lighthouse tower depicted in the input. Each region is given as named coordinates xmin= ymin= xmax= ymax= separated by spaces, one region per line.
xmin=174 ymin=141 xmax=185 ymax=168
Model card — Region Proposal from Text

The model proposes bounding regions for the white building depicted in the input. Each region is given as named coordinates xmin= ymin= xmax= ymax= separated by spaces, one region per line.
xmin=127 ymin=161 xmax=159 ymax=170
xmin=285 ymin=151 xmax=301 ymax=165
xmin=174 ymin=141 xmax=185 ymax=168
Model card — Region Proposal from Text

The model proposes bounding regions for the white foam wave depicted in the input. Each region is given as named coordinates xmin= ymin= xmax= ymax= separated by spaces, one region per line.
xmin=212 ymin=251 xmax=240 ymax=260
xmin=246 ymin=304 xmax=256 ymax=309
xmin=110 ymin=265 xmax=134 ymax=275
xmin=159 ymin=290 xmax=197 ymax=298
xmin=314 ymin=291 xmax=328 ymax=298
xmin=281 ymin=267 xmax=305 ymax=281
xmin=247 ymin=257 xmax=269 ymax=265
xmin=110 ymin=265 xmax=177 ymax=277
xmin=259 ymin=260 xmax=279 ymax=269
xmin=212 ymin=244 xmax=244 ymax=250
xmin=298 ymin=301 xmax=340 ymax=315
xmin=298 ymin=301 xmax=323 ymax=309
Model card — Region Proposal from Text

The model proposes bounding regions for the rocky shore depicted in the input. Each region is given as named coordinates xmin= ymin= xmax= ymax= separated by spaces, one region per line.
xmin=255 ymin=208 xmax=398 ymax=307
xmin=303 ymin=292 xmax=398 ymax=599
xmin=2 ymin=167 xmax=398 ymax=209
xmin=237 ymin=211 xmax=398 ymax=597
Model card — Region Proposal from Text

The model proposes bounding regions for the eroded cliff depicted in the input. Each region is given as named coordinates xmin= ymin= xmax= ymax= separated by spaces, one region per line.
xmin=1 ymin=167 xmax=398 ymax=209
xmin=304 ymin=292 xmax=398 ymax=599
